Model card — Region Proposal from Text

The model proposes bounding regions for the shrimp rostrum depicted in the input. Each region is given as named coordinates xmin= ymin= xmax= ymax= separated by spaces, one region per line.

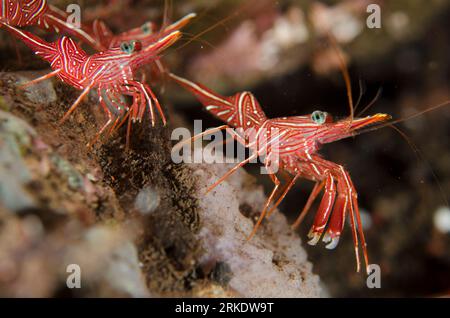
xmin=169 ymin=72 xmax=392 ymax=273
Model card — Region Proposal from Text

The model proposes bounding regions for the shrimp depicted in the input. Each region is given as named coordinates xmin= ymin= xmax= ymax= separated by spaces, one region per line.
xmin=168 ymin=71 xmax=393 ymax=274
xmin=1 ymin=21 xmax=182 ymax=147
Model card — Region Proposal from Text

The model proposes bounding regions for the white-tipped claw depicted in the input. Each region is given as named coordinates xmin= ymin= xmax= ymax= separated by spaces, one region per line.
xmin=325 ymin=236 xmax=340 ymax=250
xmin=322 ymin=233 xmax=331 ymax=243
xmin=307 ymin=233 xmax=320 ymax=246
xmin=186 ymin=13 xmax=197 ymax=19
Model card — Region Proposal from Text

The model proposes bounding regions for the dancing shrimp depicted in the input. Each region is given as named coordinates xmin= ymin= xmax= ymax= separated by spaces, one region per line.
xmin=1 ymin=21 xmax=181 ymax=146
xmin=168 ymin=71 xmax=395 ymax=273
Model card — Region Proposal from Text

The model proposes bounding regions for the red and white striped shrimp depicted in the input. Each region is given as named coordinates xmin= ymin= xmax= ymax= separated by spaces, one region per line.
xmin=1 ymin=21 xmax=182 ymax=146
xmin=169 ymin=72 xmax=393 ymax=273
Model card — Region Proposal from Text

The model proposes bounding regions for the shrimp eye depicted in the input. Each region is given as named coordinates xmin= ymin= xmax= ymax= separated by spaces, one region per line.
xmin=141 ymin=22 xmax=152 ymax=34
xmin=120 ymin=41 xmax=142 ymax=53
xmin=311 ymin=110 xmax=327 ymax=124
xmin=120 ymin=41 xmax=133 ymax=54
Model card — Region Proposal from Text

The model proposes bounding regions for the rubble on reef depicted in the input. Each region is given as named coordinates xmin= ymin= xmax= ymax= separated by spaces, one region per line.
xmin=191 ymin=151 xmax=321 ymax=297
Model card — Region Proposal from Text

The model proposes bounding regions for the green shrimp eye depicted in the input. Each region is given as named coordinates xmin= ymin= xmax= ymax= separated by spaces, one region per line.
xmin=311 ymin=110 xmax=327 ymax=124
xmin=141 ymin=23 xmax=152 ymax=34
xmin=120 ymin=41 xmax=134 ymax=54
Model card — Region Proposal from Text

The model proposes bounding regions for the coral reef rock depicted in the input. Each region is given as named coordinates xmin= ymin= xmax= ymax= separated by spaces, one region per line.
xmin=191 ymin=151 xmax=322 ymax=297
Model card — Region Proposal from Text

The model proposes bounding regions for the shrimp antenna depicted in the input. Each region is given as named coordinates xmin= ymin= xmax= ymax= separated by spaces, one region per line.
xmin=162 ymin=0 xmax=173 ymax=30
xmin=355 ymin=98 xmax=450 ymax=207
xmin=357 ymin=99 xmax=450 ymax=134
xmin=174 ymin=0 xmax=255 ymax=52
xmin=353 ymin=78 xmax=366 ymax=112
xmin=357 ymin=86 xmax=383 ymax=118
xmin=388 ymin=124 xmax=449 ymax=208
xmin=326 ymin=32 xmax=354 ymax=121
